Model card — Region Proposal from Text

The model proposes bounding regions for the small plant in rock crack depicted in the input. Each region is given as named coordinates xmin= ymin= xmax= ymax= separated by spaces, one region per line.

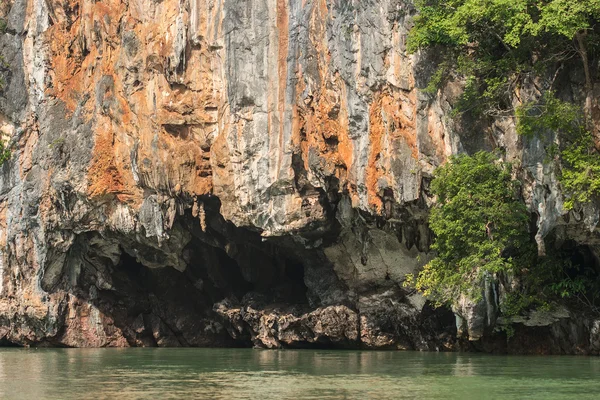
xmin=49 ymin=137 xmax=66 ymax=150
xmin=0 ymin=139 xmax=10 ymax=166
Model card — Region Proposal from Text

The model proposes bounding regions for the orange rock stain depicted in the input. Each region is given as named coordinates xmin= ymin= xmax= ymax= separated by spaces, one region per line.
xmin=367 ymin=90 xmax=417 ymax=211
xmin=43 ymin=0 xmax=218 ymax=206
xmin=291 ymin=0 xmax=354 ymax=199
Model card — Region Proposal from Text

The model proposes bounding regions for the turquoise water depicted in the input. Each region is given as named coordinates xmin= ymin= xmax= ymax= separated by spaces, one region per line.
xmin=0 ymin=348 xmax=599 ymax=399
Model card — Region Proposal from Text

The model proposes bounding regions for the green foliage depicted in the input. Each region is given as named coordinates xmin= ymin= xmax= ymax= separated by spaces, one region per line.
xmin=408 ymin=0 xmax=532 ymax=51
xmin=422 ymin=63 xmax=448 ymax=95
xmin=409 ymin=0 xmax=600 ymax=53
xmin=533 ymin=1 xmax=600 ymax=39
xmin=543 ymin=248 xmax=600 ymax=309
xmin=404 ymin=152 xmax=599 ymax=312
xmin=408 ymin=0 xmax=600 ymax=118
xmin=561 ymin=133 xmax=600 ymax=209
xmin=407 ymin=152 xmax=529 ymax=305
xmin=407 ymin=0 xmax=600 ymax=317
xmin=501 ymin=324 xmax=516 ymax=340
xmin=409 ymin=0 xmax=600 ymax=118
xmin=516 ymin=92 xmax=600 ymax=210
xmin=0 ymin=140 xmax=10 ymax=166
xmin=502 ymin=245 xmax=600 ymax=315
xmin=516 ymin=92 xmax=585 ymax=137
xmin=0 ymin=18 xmax=7 ymax=34
xmin=501 ymin=293 xmax=540 ymax=318
xmin=551 ymin=276 xmax=587 ymax=299
xmin=48 ymin=137 xmax=66 ymax=150
xmin=548 ymin=267 xmax=600 ymax=311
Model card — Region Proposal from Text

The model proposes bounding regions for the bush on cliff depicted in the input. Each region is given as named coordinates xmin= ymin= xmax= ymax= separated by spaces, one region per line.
xmin=0 ymin=140 xmax=10 ymax=166
xmin=406 ymin=152 xmax=600 ymax=315
xmin=404 ymin=1 xmax=600 ymax=316
xmin=406 ymin=152 xmax=529 ymax=305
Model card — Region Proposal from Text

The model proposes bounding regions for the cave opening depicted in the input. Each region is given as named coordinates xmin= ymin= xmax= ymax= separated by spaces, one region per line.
xmin=117 ymin=252 xmax=146 ymax=281
xmin=99 ymin=246 xmax=225 ymax=347
xmin=284 ymin=258 xmax=305 ymax=282
xmin=543 ymin=239 xmax=600 ymax=312
xmin=558 ymin=240 xmax=600 ymax=281
xmin=41 ymin=195 xmax=320 ymax=348
xmin=79 ymin=216 xmax=313 ymax=347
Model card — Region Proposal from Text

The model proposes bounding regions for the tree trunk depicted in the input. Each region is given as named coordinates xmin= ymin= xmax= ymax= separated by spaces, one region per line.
xmin=576 ymin=32 xmax=593 ymax=120
xmin=576 ymin=31 xmax=598 ymax=149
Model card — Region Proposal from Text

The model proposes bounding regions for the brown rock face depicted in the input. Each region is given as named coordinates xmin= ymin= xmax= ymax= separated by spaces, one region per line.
xmin=0 ymin=0 xmax=598 ymax=353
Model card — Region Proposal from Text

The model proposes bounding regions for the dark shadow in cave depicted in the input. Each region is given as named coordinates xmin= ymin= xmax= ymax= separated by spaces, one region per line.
xmin=101 ymin=232 xmax=312 ymax=347
xmin=180 ymin=196 xmax=312 ymax=307
xmin=52 ymin=196 xmax=315 ymax=347
xmin=89 ymin=246 xmax=238 ymax=347
xmin=558 ymin=240 xmax=600 ymax=280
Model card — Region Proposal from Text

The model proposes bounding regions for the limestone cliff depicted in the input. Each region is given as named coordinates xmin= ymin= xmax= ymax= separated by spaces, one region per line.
xmin=0 ymin=0 xmax=598 ymax=353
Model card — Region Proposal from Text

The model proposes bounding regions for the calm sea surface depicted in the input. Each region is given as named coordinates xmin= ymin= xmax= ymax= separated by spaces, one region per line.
xmin=0 ymin=348 xmax=598 ymax=399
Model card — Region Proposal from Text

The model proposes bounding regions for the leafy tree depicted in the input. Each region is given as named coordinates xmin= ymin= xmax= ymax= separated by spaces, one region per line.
xmin=406 ymin=151 xmax=599 ymax=312
xmin=560 ymin=133 xmax=600 ymax=209
xmin=408 ymin=0 xmax=600 ymax=121
xmin=406 ymin=152 xmax=529 ymax=305
xmin=516 ymin=91 xmax=584 ymax=138
xmin=410 ymin=1 xmax=600 ymax=207
xmin=533 ymin=1 xmax=600 ymax=118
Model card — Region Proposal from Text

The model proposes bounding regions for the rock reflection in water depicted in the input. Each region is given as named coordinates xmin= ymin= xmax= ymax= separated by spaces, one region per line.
xmin=0 ymin=349 xmax=599 ymax=399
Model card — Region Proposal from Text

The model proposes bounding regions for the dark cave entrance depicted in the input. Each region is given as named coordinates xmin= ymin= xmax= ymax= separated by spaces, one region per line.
xmin=561 ymin=241 xmax=599 ymax=273
xmin=536 ymin=239 xmax=600 ymax=313
xmin=100 ymin=249 xmax=226 ymax=347
xmin=117 ymin=252 xmax=145 ymax=280
xmin=38 ymin=195 xmax=318 ymax=348
xmin=557 ymin=240 xmax=600 ymax=285
xmin=84 ymin=215 xmax=312 ymax=347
